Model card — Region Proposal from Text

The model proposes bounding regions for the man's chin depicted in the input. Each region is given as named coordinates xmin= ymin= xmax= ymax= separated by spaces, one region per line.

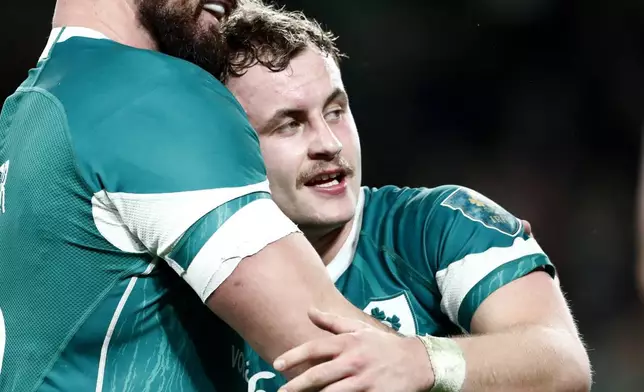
xmin=138 ymin=4 xmax=225 ymax=74
xmin=298 ymin=216 xmax=352 ymax=239
xmin=299 ymin=204 xmax=356 ymax=228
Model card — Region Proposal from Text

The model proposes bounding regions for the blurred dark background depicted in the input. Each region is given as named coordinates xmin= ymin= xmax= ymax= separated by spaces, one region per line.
xmin=2 ymin=0 xmax=642 ymax=390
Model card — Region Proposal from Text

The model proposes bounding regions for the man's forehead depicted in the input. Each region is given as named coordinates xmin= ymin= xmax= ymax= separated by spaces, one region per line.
xmin=227 ymin=48 xmax=343 ymax=113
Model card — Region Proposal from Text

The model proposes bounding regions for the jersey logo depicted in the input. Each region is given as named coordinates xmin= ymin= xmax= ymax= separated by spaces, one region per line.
xmin=363 ymin=293 xmax=417 ymax=336
xmin=247 ymin=371 xmax=276 ymax=392
xmin=441 ymin=187 xmax=520 ymax=237
xmin=370 ymin=308 xmax=401 ymax=332
xmin=0 ymin=160 xmax=8 ymax=214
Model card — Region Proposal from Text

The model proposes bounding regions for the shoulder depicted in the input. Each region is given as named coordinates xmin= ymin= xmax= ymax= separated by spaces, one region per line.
xmin=364 ymin=184 xmax=521 ymax=233
xmin=34 ymin=38 xmax=262 ymax=194
xmin=359 ymin=185 xmax=457 ymax=266
xmin=361 ymin=184 xmax=460 ymax=227
xmin=360 ymin=184 xmax=528 ymax=263
xmin=39 ymin=37 xmax=242 ymax=120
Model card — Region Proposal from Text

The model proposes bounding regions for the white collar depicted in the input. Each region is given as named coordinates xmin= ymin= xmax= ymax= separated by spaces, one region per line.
xmin=39 ymin=27 xmax=110 ymax=62
xmin=326 ymin=188 xmax=365 ymax=283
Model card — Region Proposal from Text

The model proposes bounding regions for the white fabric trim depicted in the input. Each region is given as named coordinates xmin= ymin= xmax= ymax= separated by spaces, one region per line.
xmin=325 ymin=188 xmax=365 ymax=283
xmin=92 ymin=181 xmax=271 ymax=257
xmin=40 ymin=27 xmax=109 ymax=62
xmin=435 ymin=236 xmax=545 ymax=326
xmin=0 ymin=308 xmax=5 ymax=375
xmin=185 ymin=198 xmax=300 ymax=302
xmin=92 ymin=190 xmax=147 ymax=254
xmin=0 ymin=160 xmax=9 ymax=214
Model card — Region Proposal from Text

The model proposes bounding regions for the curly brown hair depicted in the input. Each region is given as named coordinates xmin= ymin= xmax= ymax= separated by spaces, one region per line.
xmin=219 ymin=0 xmax=346 ymax=82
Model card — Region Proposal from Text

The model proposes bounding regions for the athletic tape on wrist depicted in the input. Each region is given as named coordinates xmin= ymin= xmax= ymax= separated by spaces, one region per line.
xmin=417 ymin=335 xmax=466 ymax=392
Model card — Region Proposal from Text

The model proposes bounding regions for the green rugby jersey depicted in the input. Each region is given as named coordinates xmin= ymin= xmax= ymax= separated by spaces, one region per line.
xmin=219 ymin=184 xmax=556 ymax=391
xmin=0 ymin=27 xmax=298 ymax=391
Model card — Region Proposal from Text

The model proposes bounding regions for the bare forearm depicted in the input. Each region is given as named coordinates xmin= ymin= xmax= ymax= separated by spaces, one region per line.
xmin=208 ymin=233 xmax=391 ymax=372
xmin=451 ymin=326 xmax=591 ymax=392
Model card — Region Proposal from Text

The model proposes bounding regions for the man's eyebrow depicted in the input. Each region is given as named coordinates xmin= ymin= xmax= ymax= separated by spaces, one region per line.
xmin=259 ymin=88 xmax=348 ymax=133
xmin=323 ymin=88 xmax=348 ymax=108
xmin=260 ymin=108 xmax=303 ymax=134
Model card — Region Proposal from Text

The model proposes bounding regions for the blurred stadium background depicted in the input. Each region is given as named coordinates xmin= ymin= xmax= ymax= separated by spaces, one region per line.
xmin=1 ymin=0 xmax=642 ymax=390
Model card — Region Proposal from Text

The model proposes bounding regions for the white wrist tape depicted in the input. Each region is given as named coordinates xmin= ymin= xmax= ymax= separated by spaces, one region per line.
xmin=417 ymin=335 xmax=466 ymax=392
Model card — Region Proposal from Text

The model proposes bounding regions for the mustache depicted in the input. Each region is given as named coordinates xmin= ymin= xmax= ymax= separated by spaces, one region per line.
xmin=296 ymin=157 xmax=355 ymax=187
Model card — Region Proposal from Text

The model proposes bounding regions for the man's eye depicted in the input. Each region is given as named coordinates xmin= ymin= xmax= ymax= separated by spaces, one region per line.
xmin=324 ymin=108 xmax=344 ymax=122
xmin=275 ymin=120 xmax=303 ymax=135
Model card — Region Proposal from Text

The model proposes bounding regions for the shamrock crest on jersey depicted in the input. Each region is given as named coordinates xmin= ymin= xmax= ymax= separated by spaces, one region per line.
xmin=370 ymin=307 xmax=402 ymax=332
xmin=440 ymin=187 xmax=521 ymax=237
xmin=362 ymin=293 xmax=417 ymax=336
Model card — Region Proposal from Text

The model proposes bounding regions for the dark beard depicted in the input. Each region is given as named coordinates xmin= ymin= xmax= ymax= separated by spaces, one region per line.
xmin=137 ymin=0 xmax=226 ymax=77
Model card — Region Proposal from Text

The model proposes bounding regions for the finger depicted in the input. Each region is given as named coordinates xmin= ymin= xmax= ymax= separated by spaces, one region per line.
xmin=277 ymin=359 xmax=355 ymax=392
xmin=309 ymin=308 xmax=369 ymax=335
xmin=320 ymin=376 xmax=363 ymax=392
xmin=274 ymin=335 xmax=344 ymax=372
xmin=521 ymin=219 xmax=533 ymax=236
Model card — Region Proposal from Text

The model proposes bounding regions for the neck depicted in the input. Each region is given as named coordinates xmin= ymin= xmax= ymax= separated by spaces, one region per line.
xmin=304 ymin=217 xmax=355 ymax=266
xmin=52 ymin=0 xmax=157 ymax=50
